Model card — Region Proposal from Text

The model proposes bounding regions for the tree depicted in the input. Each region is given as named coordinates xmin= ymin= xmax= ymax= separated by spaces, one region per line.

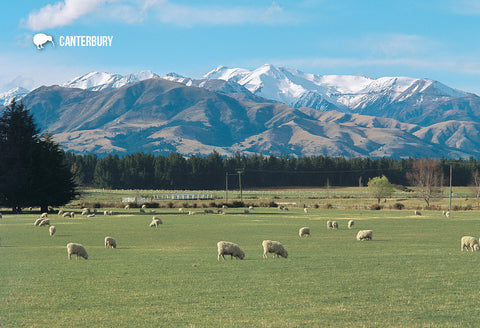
xmin=367 ymin=175 xmax=395 ymax=204
xmin=0 ymin=100 xmax=76 ymax=212
xmin=407 ymin=159 xmax=442 ymax=208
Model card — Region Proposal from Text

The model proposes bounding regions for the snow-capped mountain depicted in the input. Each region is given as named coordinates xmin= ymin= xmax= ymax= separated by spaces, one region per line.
xmin=63 ymin=70 xmax=160 ymax=91
xmin=0 ymin=86 xmax=30 ymax=106
xmin=203 ymin=64 xmax=475 ymax=125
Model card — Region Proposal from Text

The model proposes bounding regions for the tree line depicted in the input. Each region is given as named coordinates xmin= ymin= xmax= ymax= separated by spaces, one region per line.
xmin=63 ymin=151 xmax=480 ymax=190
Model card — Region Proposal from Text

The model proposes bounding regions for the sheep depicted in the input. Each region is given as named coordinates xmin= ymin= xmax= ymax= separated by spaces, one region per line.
xmin=442 ymin=210 xmax=446 ymax=216
xmin=222 ymin=205 xmax=228 ymax=209
xmin=104 ymin=236 xmax=117 ymax=248
xmin=244 ymin=209 xmax=250 ymax=214
xmin=204 ymin=209 xmax=214 ymax=214
xmin=249 ymin=206 xmax=254 ymax=210
xmin=67 ymin=243 xmax=88 ymax=260
xmin=38 ymin=219 xmax=50 ymax=226
xmin=34 ymin=218 xmax=44 ymax=226
xmin=140 ymin=208 xmax=145 ymax=213
xmin=414 ymin=210 xmax=421 ymax=216
xmin=149 ymin=217 xmax=163 ymax=228
xmin=348 ymin=220 xmax=354 ymax=229
xmin=332 ymin=221 xmax=339 ymax=229
xmin=62 ymin=212 xmax=71 ymax=218
xmin=304 ymin=208 xmax=308 ymax=213
xmin=58 ymin=210 xmax=64 ymax=216
xmin=104 ymin=210 xmax=108 ymax=216
xmin=262 ymin=240 xmax=288 ymax=259
xmin=327 ymin=221 xmax=333 ymax=229
xmin=461 ymin=236 xmax=479 ymax=252
xmin=356 ymin=230 xmax=373 ymax=241
xmin=40 ymin=212 xmax=48 ymax=218
xmin=49 ymin=226 xmax=56 ymax=237
xmin=87 ymin=214 xmax=95 ymax=218
xmin=299 ymin=227 xmax=311 ymax=237
xmin=141 ymin=204 xmax=147 ymax=209
xmin=217 ymin=241 xmax=245 ymax=260
xmin=70 ymin=212 xmax=75 ymax=218
xmin=188 ymin=211 xmax=196 ymax=215
xmin=81 ymin=208 xmax=91 ymax=215
xmin=446 ymin=211 xmax=451 ymax=218
xmin=124 ymin=204 xmax=130 ymax=210
xmin=179 ymin=208 xmax=184 ymax=213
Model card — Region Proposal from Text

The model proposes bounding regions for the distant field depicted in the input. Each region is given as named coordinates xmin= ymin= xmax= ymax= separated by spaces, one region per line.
xmin=2 ymin=207 xmax=480 ymax=327
xmin=66 ymin=186 xmax=480 ymax=212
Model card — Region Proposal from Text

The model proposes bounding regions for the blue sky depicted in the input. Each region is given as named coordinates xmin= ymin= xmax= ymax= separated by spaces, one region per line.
xmin=2 ymin=0 xmax=480 ymax=94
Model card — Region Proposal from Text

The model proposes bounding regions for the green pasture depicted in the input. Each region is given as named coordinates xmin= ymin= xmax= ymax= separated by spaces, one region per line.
xmin=2 ymin=207 xmax=480 ymax=327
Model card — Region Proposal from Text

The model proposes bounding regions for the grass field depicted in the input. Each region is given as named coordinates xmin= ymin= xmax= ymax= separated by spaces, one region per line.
xmin=2 ymin=206 xmax=480 ymax=327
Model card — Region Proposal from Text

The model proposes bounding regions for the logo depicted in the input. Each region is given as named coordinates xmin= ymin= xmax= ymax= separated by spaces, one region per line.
xmin=33 ymin=33 xmax=55 ymax=50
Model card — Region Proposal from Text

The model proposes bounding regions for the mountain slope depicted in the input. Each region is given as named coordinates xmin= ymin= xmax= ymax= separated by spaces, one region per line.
xmin=15 ymin=78 xmax=479 ymax=158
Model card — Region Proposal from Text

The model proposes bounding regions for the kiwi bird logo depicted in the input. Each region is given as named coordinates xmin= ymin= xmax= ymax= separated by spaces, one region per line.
xmin=33 ymin=33 xmax=55 ymax=50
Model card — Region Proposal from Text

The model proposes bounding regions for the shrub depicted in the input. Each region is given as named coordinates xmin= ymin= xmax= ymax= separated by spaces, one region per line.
xmin=370 ymin=204 xmax=383 ymax=210
xmin=323 ymin=203 xmax=333 ymax=209
xmin=393 ymin=203 xmax=405 ymax=210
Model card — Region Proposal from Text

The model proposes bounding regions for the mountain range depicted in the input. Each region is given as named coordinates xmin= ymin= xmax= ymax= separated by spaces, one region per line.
xmin=3 ymin=64 xmax=480 ymax=158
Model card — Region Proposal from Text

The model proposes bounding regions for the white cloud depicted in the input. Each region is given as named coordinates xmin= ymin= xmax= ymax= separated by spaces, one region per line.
xmin=352 ymin=34 xmax=437 ymax=57
xmin=23 ymin=0 xmax=110 ymax=31
xmin=22 ymin=0 xmax=293 ymax=30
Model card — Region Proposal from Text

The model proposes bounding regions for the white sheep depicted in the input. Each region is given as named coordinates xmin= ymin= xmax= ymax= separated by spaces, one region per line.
xmin=249 ymin=206 xmax=254 ymax=210
xmin=414 ymin=210 xmax=421 ymax=216
xmin=62 ymin=212 xmax=71 ymax=218
xmin=442 ymin=210 xmax=446 ymax=216
xmin=124 ymin=204 xmax=130 ymax=210
xmin=34 ymin=218 xmax=44 ymax=226
xmin=222 ymin=205 xmax=228 ymax=209
xmin=446 ymin=211 xmax=451 ymax=218
xmin=461 ymin=236 xmax=479 ymax=252
xmin=141 ymin=204 xmax=147 ymax=209
xmin=217 ymin=241 xmax=245 ymax=260
xmin=87 ymin=214 xmax=95 ymax=218
xmin=38 ymin=219 xmax=50 ymax=226
xmin=299 ymin=227 xmax=311 ymax=237
xmin=149 ymin=217 xmax=163 ymax=228
xmin=40 ymin=212 xmax=48 ymax=218
xmin=49 ymin=226 xmax=56 ymax=237
xmin=104 ymin=236 xmax=117 ymax=248
xmin=304 ymin=208 xmax=308 ymax=213
xmin=262 ymin=240 xmax=288 ymax=259
xmin=70 ymin=212 xmax=75 ymax=218
xmin=356 ymin=230 xmax=373 ymax=241
xmin=327 ymin=221 xmax=333 ymax=229
xmin=58 ymin=210 xmax=64 ymax=216
xmin=67 ymin=243 xmax=89 ymax=260
xmin=332 ymin=221 xmax=339 ymax=229
xmin=81 ymin=208 xmax=91 ymax=215
xmin=179 ymin=208 xmax=184 ymax=213
xmin=188 ymin=211 xmax=196 ymax=215
xmin=348 ymin=220 xmax=354 ymax=229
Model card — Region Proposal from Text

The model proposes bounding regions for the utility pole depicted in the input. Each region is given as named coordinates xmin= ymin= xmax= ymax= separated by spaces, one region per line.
xmin=238 ymin=171 xmax=243 ymax=202
xmin=449 ymin=165 xmax=452 ymax=211
xmin=225 ymin=172 xmax=228 ymax=202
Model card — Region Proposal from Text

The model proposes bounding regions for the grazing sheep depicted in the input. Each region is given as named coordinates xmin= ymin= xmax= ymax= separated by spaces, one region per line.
xmin=446 ymin=211 xmax=451 ymax=218
xmin=332 ymin=221 xmax=339 ymax=229
xmin=34 ymin=218 xmax=44 ymax=226
xmin=58 ymin=210 xmax=64 ymax=216
xmin=141 ymin=204 xmax=147 ymax=209
xmin=38 ymin=219 xmax=50 ymax=226
xmin=348 ymin=220 xmax=354 ymax=229
xmin=40 ymin=212 xmax=48 ymax=218
xmin=249 ymin=206 xmax=254 ymax=210
xmin=217 ymin=241 xmax=245 ymax=260
xmin=49 ymin=226 xmax=56 ymax=236
xmin=149 ymin=217 xmax=163 ymax=228
xmin=222 ymin=205 xmax=228 ymax=209
xmin=442 ymin=210 xmax=446 ymax=216
xmin=356 ymin=230 xmax=373 ymax=241
xmin=179 ymin=208 xmax=184 ymax=213
xmin=262 ymin=240 xmax=288 ymax=259
xmin=414 ymin=210 xmax=421 ymax=216
xmin=124 ymin=204 xmax=130 ymax=210
xmin=244 ymin=209 xmax=250 ymax=214
xmin=327 ymin=221 xmax=333 ymax=229
xmin=67 ymin=243 xmax=88 ymax=260
xmin=62 ymin=212 xmax=71 ymax=218
xmin=461 ymin=236 xmax=479 ymax=252
xmin=299 ymin=227 xmax=311 ymax=237
xmin=104 ymin=210 xmax=108 ymax=216
xmin=304 ymin=208 xmax=308 ymax=213
xmin=104 ymin=236 xmax=116 ymax=248
xmin=70 ymin=212 xmax=75 ymax=218
xmin=139 ymin=208 xmax=145 ymax=213
xmin=87 ymin=214 xmax=95 ymax=218
xmin=81 ymin=208 xmax=91 ymax=215
xmin=217 ymin=209 xmax=224 ymax=215
xmin=188 ymin=211 xmax=196 ymax=215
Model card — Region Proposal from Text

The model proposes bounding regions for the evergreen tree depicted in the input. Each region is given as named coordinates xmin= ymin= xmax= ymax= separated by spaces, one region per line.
xmin=0 ymin=100 xmax=76 ymax=212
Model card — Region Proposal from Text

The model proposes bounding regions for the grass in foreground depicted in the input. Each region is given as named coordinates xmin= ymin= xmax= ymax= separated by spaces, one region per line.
xmin=1 ymin=207 xmax=480 ymax=327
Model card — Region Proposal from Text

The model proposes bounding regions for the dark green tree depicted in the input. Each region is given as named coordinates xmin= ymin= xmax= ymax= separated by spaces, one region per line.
xmin=0 ymin=100 xmax=77 ymax=212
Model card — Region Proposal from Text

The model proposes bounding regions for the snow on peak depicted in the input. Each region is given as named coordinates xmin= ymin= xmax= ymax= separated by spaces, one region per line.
xmin=0 ymin=86 xmax=30 ymax=106
xmin=63 ymin=71 xmax=159 ymax=91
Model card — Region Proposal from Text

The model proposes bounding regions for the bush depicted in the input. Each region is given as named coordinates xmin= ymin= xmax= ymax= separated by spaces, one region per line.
xmin=323 ymin=203 xmax=333 ymax=209
xmin=393 ymin=203 xmax=405 ymax=210
xmin=370 ymin=204 xmax=383 ymax=210
xmin=166 ymin=202 xmax=174 ymax=208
